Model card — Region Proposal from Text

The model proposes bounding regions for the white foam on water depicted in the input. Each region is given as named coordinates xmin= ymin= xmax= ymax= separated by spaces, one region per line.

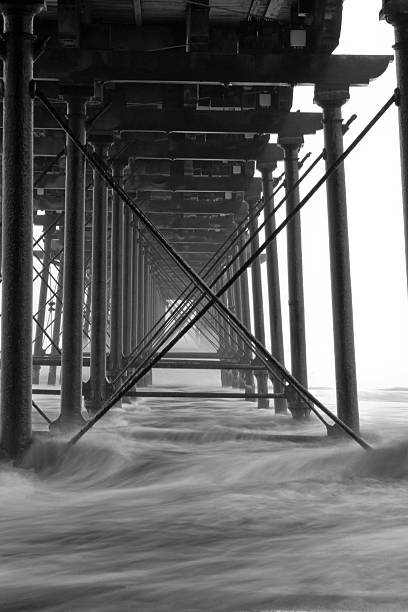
xmin=1 ymin=384 xmax=408 ymax=612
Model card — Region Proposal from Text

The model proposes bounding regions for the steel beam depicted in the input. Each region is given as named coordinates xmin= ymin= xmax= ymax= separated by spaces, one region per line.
xmin=0 ymin=0 xmax=45 ymax=459
xmin=30 ymin=173 xmax=263 ymax=197
xmin=30 ymin=105 xmax=323 ymax=136
xmin=113 ymin=140 xmax=283 ymax=162
xmin=32 ymin=49 xmax=392 ymax=86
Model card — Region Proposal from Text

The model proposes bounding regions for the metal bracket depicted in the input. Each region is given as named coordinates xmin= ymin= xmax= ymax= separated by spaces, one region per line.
xmin=342 ymin=113 xmax=357 ymax=135
xmin=33 ymin=35 xmax=50 ymax=61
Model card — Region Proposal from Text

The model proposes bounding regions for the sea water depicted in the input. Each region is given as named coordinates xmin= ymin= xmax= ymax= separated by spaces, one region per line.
xmin=1 ymin=372 xmax=408 ymax=612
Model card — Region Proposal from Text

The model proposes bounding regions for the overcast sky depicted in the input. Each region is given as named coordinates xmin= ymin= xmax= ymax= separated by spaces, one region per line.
xmin=263 ymin=0 xmax=406 ymax=390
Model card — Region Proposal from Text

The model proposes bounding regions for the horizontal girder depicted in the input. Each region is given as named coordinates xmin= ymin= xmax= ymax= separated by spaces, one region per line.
xmin=29 ymin=105 xmax=323 ymax=136
xmin=32 ymin=51 xmax=392 ymax=86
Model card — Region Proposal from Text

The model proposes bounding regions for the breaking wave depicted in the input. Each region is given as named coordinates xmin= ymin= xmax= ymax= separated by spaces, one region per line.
xmin=1 ymin=383 xmax=408 ymax=611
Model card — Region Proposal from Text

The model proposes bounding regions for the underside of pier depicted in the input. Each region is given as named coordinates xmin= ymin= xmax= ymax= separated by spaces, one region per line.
xmin=0 ymin=0 xmax=402 ymax=459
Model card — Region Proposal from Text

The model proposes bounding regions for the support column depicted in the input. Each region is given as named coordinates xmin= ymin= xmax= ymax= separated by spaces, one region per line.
xmin=131 ymin=218 xmax=139 ymax=353
xmin=257 ymin=162 xmax=287 ymax=414
xmin=122 ymin=205 xmax=133 ymax=358
xmin=143 ymin=247 xmax=153 ymax=386
xmin=248 ymin=205 xmax=269 ymax=409
xmin=237 ymin=232 xmax=255 ymax=396
xmin=382 ymin=4 xmax=408 ymax=286
xmin=84 ymin=137 xmax=110 ymax=415
xmin=109 ymin=161 xmax=124 ymax=377
xmin=0 ymin=0 xmax=45 ymax=458
xmin=137 ymin=235 xmax=146 ymax=385
xmin=232 ymin=241 xmax=246 ymax=389
xmin=278 ymin=136 xmax=309 ymax=418
xmin=48 ymin=256 xmax=63 ymax=386
xmin=314 ymin=85 xmax=359 ymax=433
xmin=216 ymin=277 xmax=232 ymax=387
xmin=33 ymin=233 xmax=53 ymax=384
xmin=53 ymin=89 xmax=89 ymax=433
xmin=226 ymin=261 xmax=240 ymax=387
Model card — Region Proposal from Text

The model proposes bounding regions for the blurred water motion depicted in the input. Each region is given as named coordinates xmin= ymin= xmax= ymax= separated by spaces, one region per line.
xmin=1 ymin=378 xmax=408 ymax=612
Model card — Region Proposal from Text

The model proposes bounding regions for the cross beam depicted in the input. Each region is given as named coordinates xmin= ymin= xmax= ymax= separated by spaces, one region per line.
xmin=32 ymin=51 xmax=392 ymax=86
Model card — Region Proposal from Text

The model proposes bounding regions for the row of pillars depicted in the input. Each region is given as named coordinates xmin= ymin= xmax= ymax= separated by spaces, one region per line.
xmin=33 ymin=141 xmax=165 ymax=419
xmin=0 ymin=1 xmax=167 ymax=455
xmin=222 ymin=103 xmax=358 ymax=430
xmin=0 ymin=0 xmax=407 ymax=459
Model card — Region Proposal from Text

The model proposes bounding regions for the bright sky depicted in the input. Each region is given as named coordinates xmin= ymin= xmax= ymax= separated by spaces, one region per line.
xmin=263 ymin=0 xmax=406 ymax=390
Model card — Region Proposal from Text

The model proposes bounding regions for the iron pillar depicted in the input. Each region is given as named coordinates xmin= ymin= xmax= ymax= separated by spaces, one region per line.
xmin=257 ymin=162 xmax=287 ymax=414
xmin=0 ymin=0 xmax=45 ymax=459
xmin=278 ymin=136 xmax=309 ymax=419
xmin=314 ymin=85 xmax=360 ymax=433
xmin=382 ymin=2 xmax=408 ymax=296
xmin=51 ymin=90 xmax=89 ymax=434
xmin=248 ymin=205 xmax=269 ymax=409
xmin=84 ymin=136 xmax=112 ymax=416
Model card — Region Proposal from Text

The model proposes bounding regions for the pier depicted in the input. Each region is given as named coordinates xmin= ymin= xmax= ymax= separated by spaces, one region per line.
xmin=0 ymin=0 xmax=404 ymax=459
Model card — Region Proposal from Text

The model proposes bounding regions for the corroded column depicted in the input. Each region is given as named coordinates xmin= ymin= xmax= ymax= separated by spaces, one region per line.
xmin=257 ymin=162 xmax=287 ymax=414
xmin=53 ymin=90 xmax=89 ymax=433
xmin=248 ymin=204 xmax=269 ymax=409
xmin=0 ymin=0 xmax=45 ymax=458
xmin=314 ymin=85 xmax=359 ymax=433
xmin=278 ymin=136 xmax=309 ymax=418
